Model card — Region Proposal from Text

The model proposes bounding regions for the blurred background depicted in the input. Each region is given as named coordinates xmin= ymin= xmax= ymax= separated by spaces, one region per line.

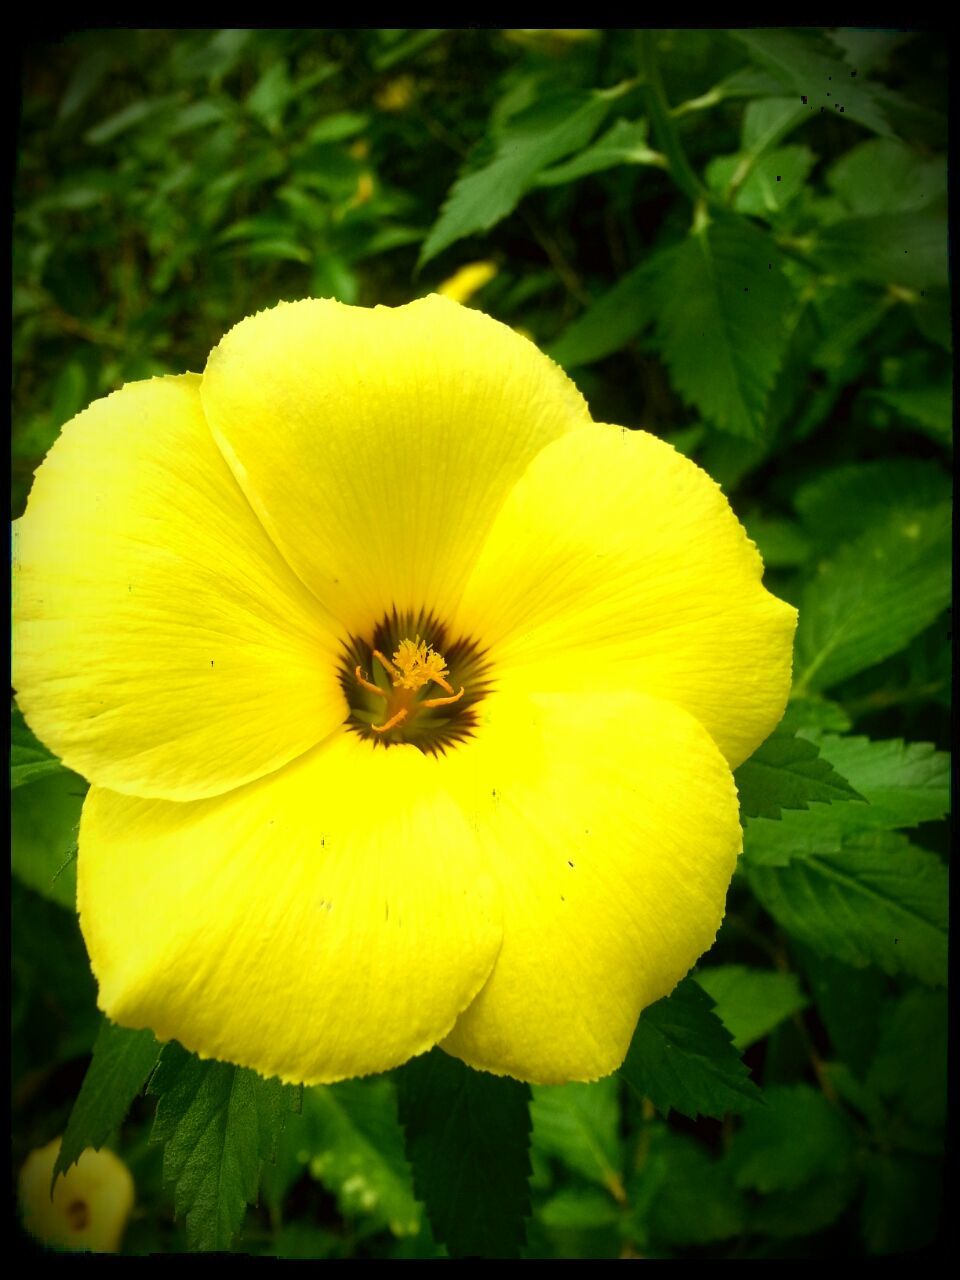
xmin=13 ymin=28 xmax=950 ymax=1258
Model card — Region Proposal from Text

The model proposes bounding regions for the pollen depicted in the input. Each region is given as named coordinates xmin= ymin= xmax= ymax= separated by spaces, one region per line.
xmin=388 ymin=636 xmax=452 ymax=692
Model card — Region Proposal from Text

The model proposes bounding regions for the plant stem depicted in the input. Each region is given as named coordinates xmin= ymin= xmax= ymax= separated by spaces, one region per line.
xmin=637 ymin=31 xmax=712 ymax=207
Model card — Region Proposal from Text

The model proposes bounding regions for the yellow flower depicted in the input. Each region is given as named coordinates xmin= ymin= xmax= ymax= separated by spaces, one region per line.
xmin=436 ymin=260 xmax=498 ymax=306
xmin=347 ymin=171 xmax=376 ymax=209
xmin=19 ymin=1138 xmax=134 ymax=1253
xmin=12 ymin=296 xmax=796 ymax=1086
xmin=375 ymin=74 xmax=416 ymax=113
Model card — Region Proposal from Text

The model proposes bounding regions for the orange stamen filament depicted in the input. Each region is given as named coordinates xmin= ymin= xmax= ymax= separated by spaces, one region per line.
xmin=420 ymin=688 xmax=465 ymax=709
xmin=355 ymin=665 xmax=388 ymax=699
xmin=373 ymin=648 xmax=401 ymax=680
xmin=371 ymin=708 xmax=409 ymax=734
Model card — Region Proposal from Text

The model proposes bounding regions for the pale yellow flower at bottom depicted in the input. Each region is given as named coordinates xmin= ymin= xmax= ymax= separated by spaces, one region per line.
xmin=19 ymin=1138 xmax=134 ymax=1253
xmin=12 ymin=295 xmax=797 ymax=1088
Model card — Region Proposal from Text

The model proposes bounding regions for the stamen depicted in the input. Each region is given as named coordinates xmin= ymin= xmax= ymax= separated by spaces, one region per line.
xmin=373 ymin=648 xmax=401 ymax=681
xmin=372 ymin=708 xmax=408 ymax=734
xmin=355 ymin=665 xmax=388 ymax=699
xmin=420 ymin=687 xmax=465 ymax=709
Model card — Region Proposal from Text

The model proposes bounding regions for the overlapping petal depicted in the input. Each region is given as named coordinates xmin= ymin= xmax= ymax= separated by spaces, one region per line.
xmin=452 ymin=424 xmax=797 ymax=769
xmin=79 ymin=730 xmax=502 ymax=1085
xmin=199 ymin=295 xmax=592 ymax=636
xmin=440 ymin=686 xmax=742 ymax=1084
xmin=13 ymin=374 xmax=345 ymax=801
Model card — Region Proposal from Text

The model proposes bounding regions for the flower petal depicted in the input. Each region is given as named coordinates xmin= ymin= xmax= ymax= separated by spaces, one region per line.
xmin=13 ymin=374 xmax=345 ymax=801
xmin=440 ymin=687 xmax=741 ymax=1084
xmin=19 ymin=1139 xmax=134 ymax=1254
xmin=78 ymin=730 xmax=502 ymax=1085
xmin=453 ymin=424 xmax=797 ymax=769
xmin=199 ymin=295 xmax=591 ymax=636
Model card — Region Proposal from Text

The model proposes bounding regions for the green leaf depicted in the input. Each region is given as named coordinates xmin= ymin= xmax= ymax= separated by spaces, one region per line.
xmin=828 ymin=138 xmax=946 ymax=216
xmin=740 ymin=512 xmax=811 ymax=568
xmin=866 ymin=989 xmax=947 ymax=1132
xmin=372 ymin=28 xmax=447 ymax=71
xmin=165 ymin=100 xmax=229 ymax=138
xmin=727 ymin=1082 xmax=861 ymax=1237
xmin=745 ymin=831 xmax=948 ymax=985
xmin=735 ymin=729 xmax=862 ymax=820
xmin=731 ymin=29 xmax=893 ymax=137
xmin=149 ymin=1042 xmax=289 ymax=1251
xmin=707 ymin=145 xmax=814 ymax=217
xmin=266 ymin=1222 xmax=343 ymax=1259
xmin=779 ymin=696 xmax=851 ymax=734
xmin=10 ymin=705 xmax=65 ymax=787
xmin=708 ymin=67 xmax=792 ymax=103
xmin=795 ymin=734 xmax=950 ymax=830
xmin=55 ymin=1020 xmax=162 ymax=1185
xmin=742 ymin=806 xmax=843 ymax=866
xmin=303 ymin=111 xmax=370 ymax=145
xmin=11 ymin=762 xmax=85 ymax=910
xmin=300 ymin=1080 xmax=421 ymax=1237
xmin=169 ymin=28 xmax=253 ymax=83
xmin=232 ymin=237 xmax=311 ymax=264
xmin=742 ymin=730 xmax=950 ymax=861
xmin=793 ymin=946 xmax=885 ymax=1079
xmin=811 ymin=208 xmax=949 ymax=290
xmin=794 ymin=502 xmax=951 ymax=694
xmin=84 ymin=95 xmax=180 ymax=145
xmin=397 ymin=1049 xmax=532 ymax=1258
xmin=530 ymin=1078 xmax=622 ymax=1191
xmin=650 ymin=216 xmax=792 ymax=438
xmin=547 ymin=260 xmax=658 ymax=369
xmin=11 ymin=881 xmax=99 ymax=1081
xmin=57 ymin=46 xmax=112 ymax=122
xmin=793 ymin=458 xmax=951 ymax=546
xmin=245 ymin=60 xmax=293 ymax=133
xmin=536 ymin=118 xmax=659 ymax=186
xmin=749 ymin=1164 xmax=860 ymax=1239
xmin=647 ymin=1131 xmax=745 ymax=1246
xmin=811 ymin=281 xmax=894 ymax=374
xmin=740 ymin=96 xmax=808 ymax=151
xmin=537 ymin=1187 xmax=619 ymax=1231
xmin=420 ymin=88 xmax=618 ymax=265
xmin=729 ymin=1083 xmax=855 ymax=1193
xmin=620 ymin=978 xmax=762 ymax=1119
xmin=829 ymin=28 xmax=908 ymax=74
xmin=694 ymin=965 xmax=808 ymax=1050
xmin=912 ymin=286 xmax=952 ymax=350
xmin=861 ymin=1153 xmax=944 ymax=1254
xmin=873 ymin=383 xmax=952 ymax=447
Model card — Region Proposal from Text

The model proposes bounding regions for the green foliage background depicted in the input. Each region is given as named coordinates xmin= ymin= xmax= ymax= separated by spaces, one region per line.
xmin=12 ymin=28 xmax=949 ymax=1259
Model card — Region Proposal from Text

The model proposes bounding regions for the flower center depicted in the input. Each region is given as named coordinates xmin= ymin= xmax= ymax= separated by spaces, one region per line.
xmin=354 ymin=636 xmax=465 ymax=735
xmin=340 ymin=609 xmax=491 ymax=752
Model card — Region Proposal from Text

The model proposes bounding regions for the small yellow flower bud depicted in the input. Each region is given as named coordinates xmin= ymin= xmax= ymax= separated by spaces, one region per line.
xmin=19 ymin=1138 xmax=135 ymax=1254
xmin=436 ymin=261 xmax=498 ymax=305
xmin=375 ymin=75 xmax=416 ymax=113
